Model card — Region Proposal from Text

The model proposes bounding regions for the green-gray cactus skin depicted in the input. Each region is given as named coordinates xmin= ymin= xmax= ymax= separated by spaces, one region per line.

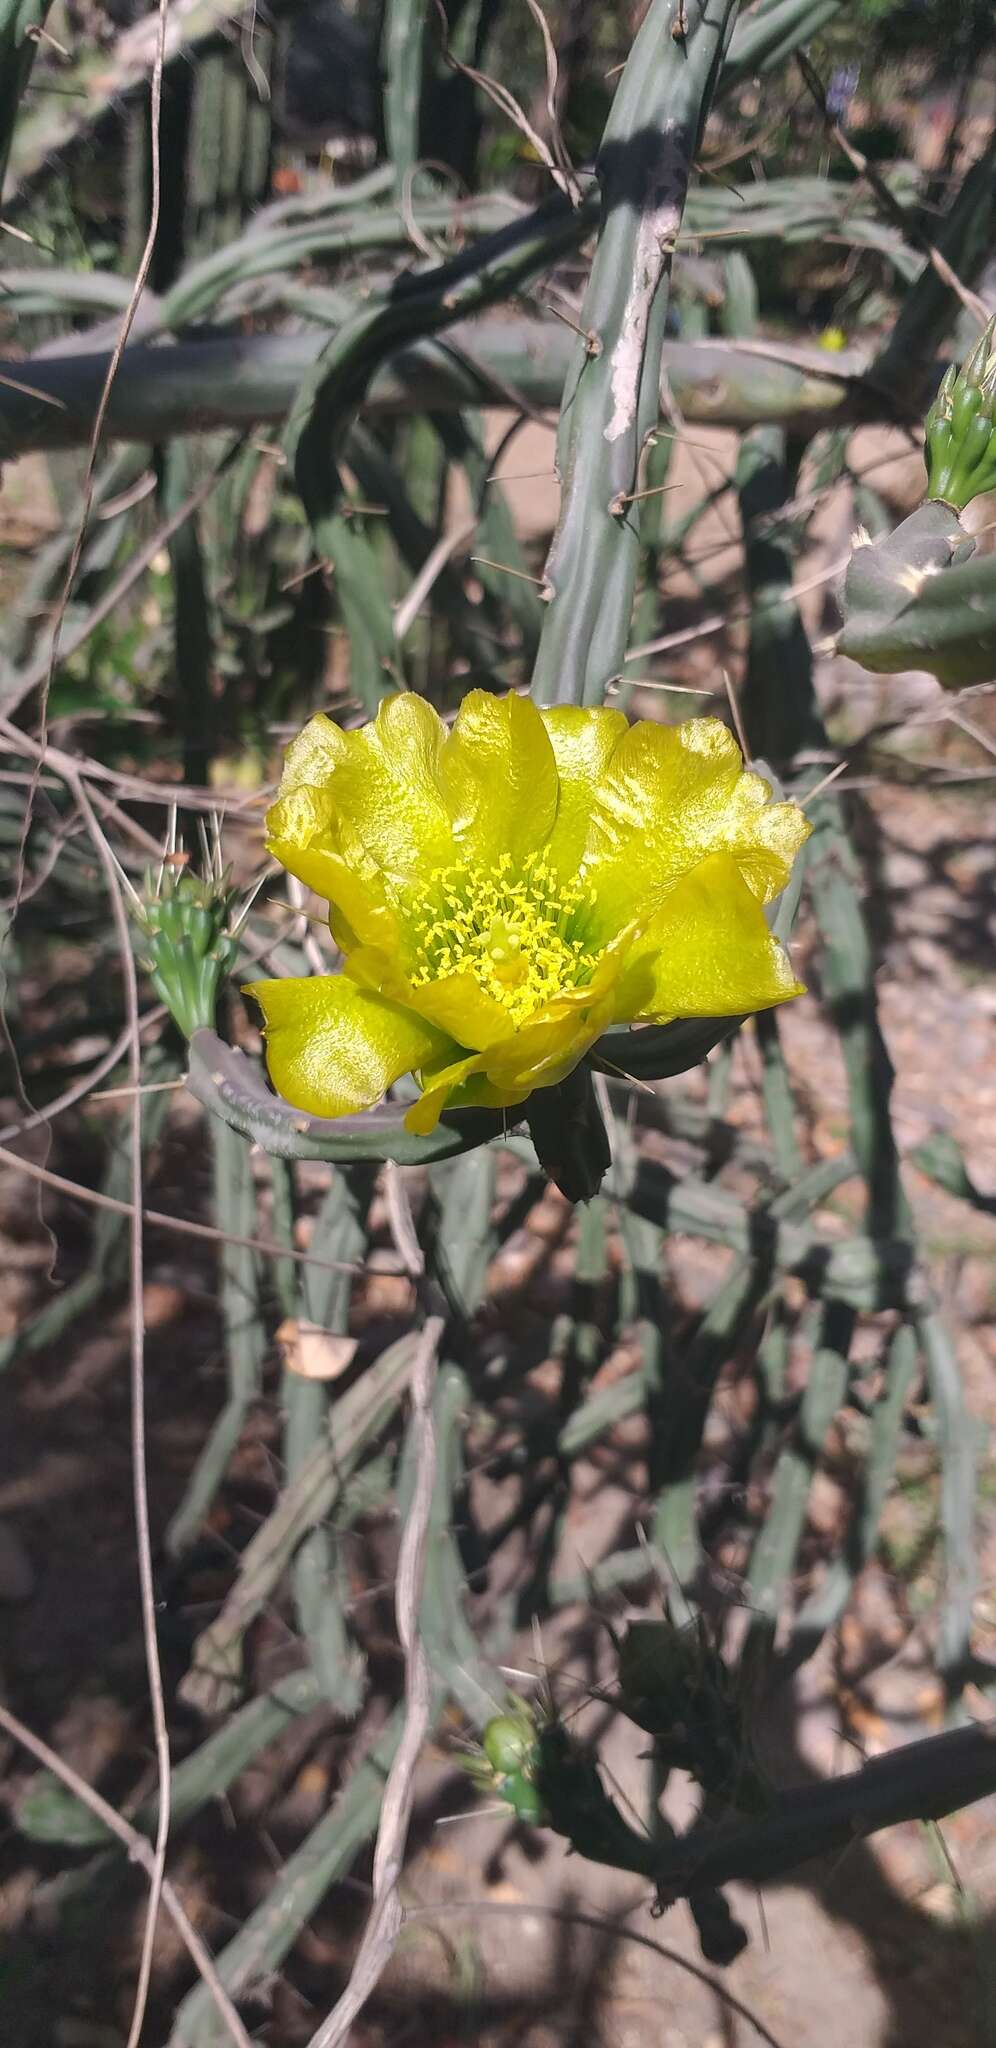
xmin=838 ymin=326 xmax=996 ymax=686
xmin=924 ymin=317 xmax=996 ymax=512
xmin=530 ymin=0 xmax=742 ymax=708
xmin=837 ymin=499 xmax=996 ymax=688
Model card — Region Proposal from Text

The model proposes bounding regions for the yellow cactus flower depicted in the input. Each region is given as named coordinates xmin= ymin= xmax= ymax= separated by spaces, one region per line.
xmin=246 ymin=692 xmax=810 ymax=1135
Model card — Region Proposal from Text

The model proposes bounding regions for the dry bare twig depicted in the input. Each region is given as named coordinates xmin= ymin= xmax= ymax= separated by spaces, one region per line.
xmin=521 ymin=0 xmax=582 ymax=207
xmin=431 ymin=0 xmax=578 ymax=204
xmin=70 ymin=773 xmax=171 ymax=2048
xmin=0 ymin=1700 xmax=252 ymax=2048
xmin=394 ymin=515 xmax=477 ymax=639
xmin=0 ymin=1006 xmax=167 ymax=1144
xmin=408 ymin=1900 xmax=789 ymax=2048
xmin=0 ymin=714 xmax=266 ymax=815
xmin=798 ymin=51 xmax=992 ymax=329
xmin=304 ymin=1164 xmax=446 ymax=2048
xmin=0 ymin=1140 xmax=361 ymax=1274
xmin=11 ymin=0 xmax=172 ymax=905
xmin=2 ymin=436 xmax=243 ymax=718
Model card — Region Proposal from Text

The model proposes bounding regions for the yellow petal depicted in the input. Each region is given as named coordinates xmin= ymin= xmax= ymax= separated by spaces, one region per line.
xmin=585 ymin=717 xmax=811 ymax=933
xmin=540 ymin=704 xmax=628 ymax=879
xmin=343 ymin=948 xmax=517 ymax=1049
xmin=245 ymin=975 xmax=455 ymax=1118
xmin=611 ymin=852 xmax=805 ymax=1024
xmin=265 ymin=786 xmax=399 ymax=951
xmin=325 ymin=693 xmax=454 ymax=885
xmin=405 ymin=1004 xmax=609 ymax=1135
xmin=481 ymin=1003 xmax=611 ymax=1093
xmin=438 ymin=689 xmax=558 ymax=865
xmin=403 ymin=971 xmax=519 ymax=1050
xmin=406 ymin=1049 xmax=544 ymax=1135
xmin=405 ymin=1050 xmax=488 ymax=1134
xmin=276 ymin=711 xmax=348 ymax=797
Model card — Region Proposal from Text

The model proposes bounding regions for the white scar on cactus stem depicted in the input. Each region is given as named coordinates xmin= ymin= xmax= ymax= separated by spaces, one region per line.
xmin=894 ymin=560 xmax=944 ymax=597
xmin=605 ymin=124 xmax=690 ymax=445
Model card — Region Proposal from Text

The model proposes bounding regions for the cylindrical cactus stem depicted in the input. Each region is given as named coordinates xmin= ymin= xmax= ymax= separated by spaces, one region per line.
xmin=164 ymin=1113 xmax=265 ymax=1559
xmin=530 ymin=0 xmax=742 ymax=708
xmin=837 ymin=499 xmax=996 ymax=688
xmin=186 ymin=1028 xmax=504 ymax=1165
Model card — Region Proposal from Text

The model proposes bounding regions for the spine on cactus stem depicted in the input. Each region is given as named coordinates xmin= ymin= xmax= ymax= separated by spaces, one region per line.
xmin=529 ymin=0 xmax=742 ymax=710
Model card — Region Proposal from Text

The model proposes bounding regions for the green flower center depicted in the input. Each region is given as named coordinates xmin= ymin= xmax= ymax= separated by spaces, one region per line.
xmin=408 ymin=851 xmax=598 ymax=1025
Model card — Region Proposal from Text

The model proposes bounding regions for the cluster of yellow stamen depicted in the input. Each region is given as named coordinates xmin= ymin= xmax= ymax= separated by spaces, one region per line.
xmin=407 ymin=851 xmax=598 ymax=1025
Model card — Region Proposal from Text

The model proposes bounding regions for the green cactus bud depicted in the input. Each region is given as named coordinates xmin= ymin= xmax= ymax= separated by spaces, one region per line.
xmin=482 ymin=1710 xmax=538 ymax=1778
xmin=924 ymin=317 xmax=996 ymax=511
xmin=495 ymin=1768 xmax=547 ymax=1826
xmin=461 ymin=1696 xmax=548 ymax=1825
xmin=134 ymin=845 xmax=243 ymax=1040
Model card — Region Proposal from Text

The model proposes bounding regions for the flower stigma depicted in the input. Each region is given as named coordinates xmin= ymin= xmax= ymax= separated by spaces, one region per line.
xmin=407 ymin=849 xmax=599 ymax=1024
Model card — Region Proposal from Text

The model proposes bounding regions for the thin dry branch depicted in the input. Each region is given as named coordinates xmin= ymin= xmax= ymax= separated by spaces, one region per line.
xmin=798 ymin=51 xmax=991 ymax=328
xmin=431 ymin=0 xmax=577 ymax=203
xmin=0 ymin=1007 xmax=167 ymax=1144
xmin=0 ymin=1701 xmax=252 ymax=2048
xmin=521 ymin=0 xmax=582 ymax=206
xmin=13 ymin=0 xmax=172 ymax=907
xmin=71 ymin=775 xmax=170 ymax=2048
xmin=0 ymin=1140 xmax=361 ymax=1274
xmin=2 ymin=435 xmax=243 ymax=718
xmin=305 ymin=1166 xmax=446 ymax=2048
xmin=409 ymin=1900 xmax=788 ymax=2048
xmin=0 ymin=714 xmax=266 ymax=815
xmin=394 ymin=515 xmax=477 ymax=639
xmin=623 ymin=552 xmax=851 ymax=662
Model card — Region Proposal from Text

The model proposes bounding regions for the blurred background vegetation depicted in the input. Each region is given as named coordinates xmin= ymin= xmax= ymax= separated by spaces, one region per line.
xmin=0 ymin=3 xmax=995 ymax=2045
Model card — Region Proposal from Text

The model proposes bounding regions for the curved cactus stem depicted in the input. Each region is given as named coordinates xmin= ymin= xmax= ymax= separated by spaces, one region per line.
xmin=530 ymin=0 xmax=742 ymax=708
xmin=783 ymin=1323 xmax=920 ymax=1671
xmin=916 ymin=1308 xmax=978 ymax=1698
xmin=0 ymin=0 xmax=53 ymax=198
xmin=16 ymin=1668 xmax=323 ymax=1849
xmin=743 ymin=1301 xmax=856 ymax=1659
xmin=912 ymin=1131 xmax=996 ymax=1216
xmin=733 ymin=424 xmax=981 ymax=1700
xmin=736 ymin=425 xmax=819 ymax=767
xmin=838 ymin=498 xmax=996 ymax=687
xmin=644 ymin=1719 xmax=996 ymax=1898
xmin=287 ymin=193 xmax=591 ymax=601
xmin=398 ymin=1358 xmax=503 ymax=1727
xmin=185 ymin=1027 xmax=505 ymax=1165
xmin=429 ymin=1147 xmax=497 ymax=1323
xmin=723 ymin=0 xmax=843 ymax=89
xmin=754 ymin=1010 xmax=802 ymax=1182
xmin=0 ymin=330 xmax=885 ymax=462
xmin=645 ymin=1114 xmax=861 ymax=1618
xmin=383 ymin=0 xmax=426 ymax=190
